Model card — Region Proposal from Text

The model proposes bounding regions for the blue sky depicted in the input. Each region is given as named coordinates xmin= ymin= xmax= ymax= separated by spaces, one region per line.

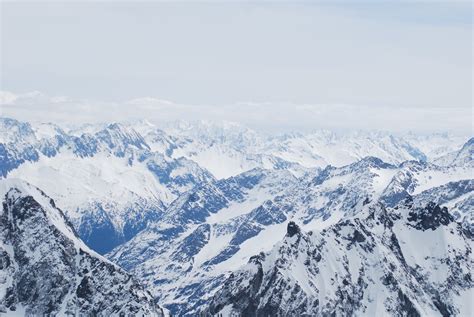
xmin=0 ymin=1 xmax=472 ymax=132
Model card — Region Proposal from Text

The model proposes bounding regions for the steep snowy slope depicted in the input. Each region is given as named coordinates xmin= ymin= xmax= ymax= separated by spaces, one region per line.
xmin=232 ymin=158 xmax=472 ymax=237
xmin=0 ymin=179 xmax=164 ymax=316
xmin=109 ymin=155 xmax=473 ymax=315
xmin=2 ymin=118 xmax=215 ymax=254
xmin=402 ymin=132 xmax=468 ymax=161
xmin=8 ymin=151 xmax=214 ymax=254
xmin=0 ymin=118 xmax=40 ymax=178
xmin=413 ymin=180 xmax=473 ymax=235
xmin=108 ymin=168 xmax=299 ymax=314
xmin=434 ymin=137 xmax=473 ymax=168
xmin=204 ymin=201 xmax=473 ymax=316
xmin=0 ymin=118 xmax=37 ymax=145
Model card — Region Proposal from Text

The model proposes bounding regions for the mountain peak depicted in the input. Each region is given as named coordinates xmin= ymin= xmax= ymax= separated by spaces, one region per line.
xmin=353 ymin=156 xmax=394 ymax=169
xmin=286 ymin=221 xmax=300 ymax=237
xmin=0 ymin=179 xmax=164 ymax=316
xmin=205 ymin=200 xmax=472 ymax=317
xmin=95 ymin=122 xmax=150 ymax=154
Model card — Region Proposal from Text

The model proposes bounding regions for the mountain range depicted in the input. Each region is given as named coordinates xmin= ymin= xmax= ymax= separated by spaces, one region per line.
xmin=0 ymin=116 xmax=472 ymax=316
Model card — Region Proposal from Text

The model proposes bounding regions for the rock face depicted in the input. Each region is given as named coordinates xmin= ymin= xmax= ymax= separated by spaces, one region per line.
xmin=0 ymin=179 xmax=164 ymax=316
xmin=203 ymin=201 xmax=473 ymax=316
xmin=286 ymin=221 xmax=300 ymax=237
xmin=412 ymin=180 xmax=474 ymax=236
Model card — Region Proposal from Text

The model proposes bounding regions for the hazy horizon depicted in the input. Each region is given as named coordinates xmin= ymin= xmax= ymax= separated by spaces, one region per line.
xmin=1 ymin=2 xmax=472 ymax=134
xmin=0 ymin=90 xmax=472 ymax=135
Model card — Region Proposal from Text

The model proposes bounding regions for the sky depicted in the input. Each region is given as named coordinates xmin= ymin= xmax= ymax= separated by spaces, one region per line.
xmin=0 ymin=1 xmax=472 ymax=133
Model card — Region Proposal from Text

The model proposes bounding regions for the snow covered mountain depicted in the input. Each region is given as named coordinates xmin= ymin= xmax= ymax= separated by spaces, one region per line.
xmin=108 ymin=154 xmax=473 ymax=315
xmin=263 ymin=130 xmax=428 ymax=168
xmin=0 ymin=179 xmax=164 ymax=316
xmin=4 ymin=116 xmax=467 ymax=255
xmin=2 ymin=117 xmax=469 ymax=181
xmin=434 ymin=137 xmax=474 ymax=168
xmin=0 ymin=117 xmax=472 ymax=315
xmin=204 ymin=201 xmax=473 ymax=316
xmin=107 ymin=168 xmax=299 ymax=314
xmin=146 ymin=120 xmax=307 ymax=179
xmin=155 ymin=120 xmax=468 ymax=177
xmin=1 ymin=118 xmax=215 ymax=254
xmin=404 ymin=133 xmax=471 ymax=163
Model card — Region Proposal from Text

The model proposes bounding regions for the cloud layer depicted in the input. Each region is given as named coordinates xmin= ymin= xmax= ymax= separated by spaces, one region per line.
xmin=1 ymin=91 xmax=471 ymax=135
xmin=1 ymin=2 xmax=472 ymax=107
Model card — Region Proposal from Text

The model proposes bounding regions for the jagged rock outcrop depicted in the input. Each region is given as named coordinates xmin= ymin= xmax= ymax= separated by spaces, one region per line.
xmin=203 ymin=201 xmax=473 ymax=316
xmin=0 ymin=179 xmax=164 ymax=316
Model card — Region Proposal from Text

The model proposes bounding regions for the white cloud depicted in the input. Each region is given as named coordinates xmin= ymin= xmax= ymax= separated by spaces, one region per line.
xmin=0 ymin=91 xmax=18 ymax=105
xmin=0 ymin=91 xmax=471 ymax=135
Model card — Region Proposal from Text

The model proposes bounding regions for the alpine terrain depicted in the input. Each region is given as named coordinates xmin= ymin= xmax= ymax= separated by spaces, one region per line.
xmin=0 ymin=117 xmax=472 ymax=316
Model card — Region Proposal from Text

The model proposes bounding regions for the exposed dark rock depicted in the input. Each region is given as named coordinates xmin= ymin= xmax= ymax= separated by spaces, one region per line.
xmin=407 ymin=202 xmax=454 ymax=231
xmin=286 ymin=221 xmax=300 ymax=237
